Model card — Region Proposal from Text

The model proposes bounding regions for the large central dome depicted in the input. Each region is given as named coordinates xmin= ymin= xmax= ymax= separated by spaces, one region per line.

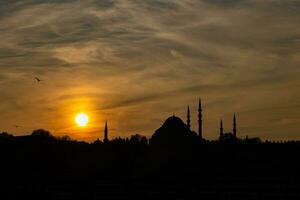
xmin=150 ymin=116 xmax=198 ymax=147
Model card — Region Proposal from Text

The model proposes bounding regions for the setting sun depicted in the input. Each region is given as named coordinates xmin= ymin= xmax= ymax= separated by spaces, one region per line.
xmin=75 ymin=113 xmax=89 ymax=127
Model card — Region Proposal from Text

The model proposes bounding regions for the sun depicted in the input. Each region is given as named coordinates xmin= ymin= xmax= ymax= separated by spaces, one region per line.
xmin=75 ymin=113 xmax=89 ymax=127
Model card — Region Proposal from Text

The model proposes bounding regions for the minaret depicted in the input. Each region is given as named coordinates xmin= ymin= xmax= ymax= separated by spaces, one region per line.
xmin=104 ymin=120 xmax=109 ymax=144
xmin=233 ymin=113 xmax=237 ymax=138
xmin=198 ymin=99 xmax=203 ymax=139
xmin=187 ymin=105 xmax=191 ymax=130
xmin=220 ymin=119 xmax=224 ymax=140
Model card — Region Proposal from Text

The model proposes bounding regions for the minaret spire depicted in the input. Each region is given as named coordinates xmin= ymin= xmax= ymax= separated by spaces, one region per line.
xmin=233 ymin=113 xmax=237 ymax=138
xmin=198 ymin=98 xmax=203 ymax=139
xmin=187 ymin=105 xmax=191 ymax=130
xmin=104 ymin=120 xmax=109 ymax=144
xmin=220 ymin=119 xmax=224 ymax=141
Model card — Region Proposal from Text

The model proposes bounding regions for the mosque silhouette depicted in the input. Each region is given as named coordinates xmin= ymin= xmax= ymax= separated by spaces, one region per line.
xmin=0 ymin=99 xmax=300 ymax=199
xmin=101 ymin=99 xmax=239 ymax=145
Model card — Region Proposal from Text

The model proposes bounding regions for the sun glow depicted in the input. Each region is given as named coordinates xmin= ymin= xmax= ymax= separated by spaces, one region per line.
xmin=75 ymin=113 xmax=89 ymax=127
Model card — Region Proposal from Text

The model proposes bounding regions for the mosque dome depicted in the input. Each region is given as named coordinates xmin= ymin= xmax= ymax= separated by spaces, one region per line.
xmin=150 ymin=115 xmax=198 ymax=147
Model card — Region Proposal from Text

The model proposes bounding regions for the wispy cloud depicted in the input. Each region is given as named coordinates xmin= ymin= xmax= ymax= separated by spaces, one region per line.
xmin=0 ymin=0 xmax=300 ymax=141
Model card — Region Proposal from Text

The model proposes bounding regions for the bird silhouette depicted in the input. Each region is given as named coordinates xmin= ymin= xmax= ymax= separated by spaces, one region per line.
xmin=35 ymin=77 xmax=42 ymax=82
xmin=13 ymin=125 xmax=20 ymax=128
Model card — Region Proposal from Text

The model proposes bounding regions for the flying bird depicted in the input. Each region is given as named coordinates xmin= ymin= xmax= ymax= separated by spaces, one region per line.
xmin=35 ymin=77 xmax=42 ymax=82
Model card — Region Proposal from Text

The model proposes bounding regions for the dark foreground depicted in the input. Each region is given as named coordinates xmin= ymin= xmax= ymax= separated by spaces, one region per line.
xmin=1 ymin=134 xmax=300 ymax=200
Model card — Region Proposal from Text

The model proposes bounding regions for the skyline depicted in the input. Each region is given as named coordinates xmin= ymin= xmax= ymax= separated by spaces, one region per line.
xmin=1 ymin=0 xmax=300 ymax=141
xmin=0 ymin=100 xmax=295 ymax=142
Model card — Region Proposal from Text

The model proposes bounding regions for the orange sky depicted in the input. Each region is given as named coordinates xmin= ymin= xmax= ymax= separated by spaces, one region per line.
xmin=0 ymin=0 xmax=300 ymax=141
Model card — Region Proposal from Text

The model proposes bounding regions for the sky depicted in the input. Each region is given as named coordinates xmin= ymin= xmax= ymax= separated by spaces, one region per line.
xmin=0 ymin=0 xmax=300 ymax=141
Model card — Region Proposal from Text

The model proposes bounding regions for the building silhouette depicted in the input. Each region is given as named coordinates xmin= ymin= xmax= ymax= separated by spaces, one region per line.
xmin=218 ymin=114 xmax=238 ymax=142
xmin=185 ymin=99 xmax=203 ymax=139
xmin=104 ymin=120 xmax=109 ymax=144
xmin=150 ymin=115 xmax=198 ymax=147
xmin=99 ymin=98 xmax=241 ymax=146
xmin=233 ymin=113 xmax=237 ymax=138
xmin=184 ymin=100 xmax=239 ymax=142
xmin=220 ymin=119 xmax=224 ymax=141
xmin=198 ymin=99 xmax=203 ymax=139
xmin=187 ymin=105 xmax=191 ymax=130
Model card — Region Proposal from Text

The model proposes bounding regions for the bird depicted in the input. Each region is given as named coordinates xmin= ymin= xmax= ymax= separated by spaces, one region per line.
xmin=35 ymin=77 xmax=42 ymax=82
xmin=14 ymin=125 xmax=20 ymax=128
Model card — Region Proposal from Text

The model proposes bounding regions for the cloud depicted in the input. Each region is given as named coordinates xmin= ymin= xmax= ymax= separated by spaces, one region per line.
xmin=0 ymin=0 xmax=300 ymax=141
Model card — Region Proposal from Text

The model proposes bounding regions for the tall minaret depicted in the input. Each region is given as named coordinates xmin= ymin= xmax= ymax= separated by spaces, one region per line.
xmin=233 ymin=113 xmax=237 ymax=138
xmin=220 ymin=119 xmax=224 ymax=140
xmin=198 ymin=99 xmax=203 ymax=139
xmin=187 ymin=105 xmax=191 ymax=130
xmin=104 ymin=120 xmax=109 ymax=144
